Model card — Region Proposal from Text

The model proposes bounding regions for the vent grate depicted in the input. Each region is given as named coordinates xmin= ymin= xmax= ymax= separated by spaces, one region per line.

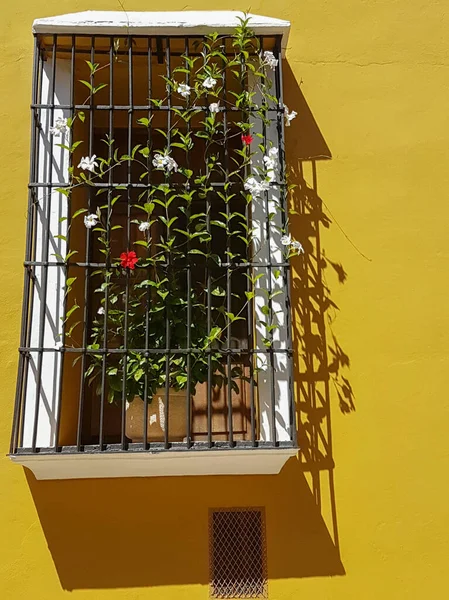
xmin=209 ymin=507 xmax=267 ymax=599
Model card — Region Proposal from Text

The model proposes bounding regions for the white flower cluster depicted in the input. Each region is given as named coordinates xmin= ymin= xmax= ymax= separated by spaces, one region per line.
xmin=78 ymin=155 xmax=98 ymax=172
xmin=138 ymin=221 xmax=151 ymax=232
xmin=50 ymin=116 xmax=69 ymax=137
xmin=263 ymin=50 xmax=278 ymax=70
xmin=244 ymin=177 xmax=270 ymax=198
xmin=209 ymin=102 xmax=220 ymax=113
xmin=84 ymin=213 xmax=99 ymax=229
xmin=263 ymin=147 xmax=279 ymax=182
xmin=284 ymin=105 xmax=297 ymax=127
xmin=281 ymin=234 xmax=304 ymax=255
xmin=203 ymin=76 xmax=217 ymax=90
xmin=176 ymin=83 xmax=191 ymax=98
xmin=152 ymin=153 xmax=178 ymax=173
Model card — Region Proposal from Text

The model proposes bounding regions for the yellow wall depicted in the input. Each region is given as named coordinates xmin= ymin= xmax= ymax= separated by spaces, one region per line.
xmin=1 ymin=1 xmax=449 ymax=599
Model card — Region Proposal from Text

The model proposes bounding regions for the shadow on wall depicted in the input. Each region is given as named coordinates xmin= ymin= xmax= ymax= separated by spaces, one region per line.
xmin=25 ymin=61 xmax=354 ymax=590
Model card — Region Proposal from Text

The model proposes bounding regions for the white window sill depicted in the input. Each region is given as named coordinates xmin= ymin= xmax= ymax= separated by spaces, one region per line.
xmin=10 ymin=446 xmax=298 ymax=480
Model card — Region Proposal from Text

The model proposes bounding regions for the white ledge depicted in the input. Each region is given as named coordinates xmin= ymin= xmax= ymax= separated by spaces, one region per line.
xmin=11 ymin=448 xmax=298 ymax=480
xmin=32 ymin=11 xmax=290 ymax=55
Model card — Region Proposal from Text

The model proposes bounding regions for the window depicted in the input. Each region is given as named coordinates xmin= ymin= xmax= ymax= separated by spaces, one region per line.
xmin=10 ymin=12 xmax=298 ymax=478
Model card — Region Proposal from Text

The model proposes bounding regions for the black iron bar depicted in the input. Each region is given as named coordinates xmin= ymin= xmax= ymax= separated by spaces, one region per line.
xmin=20 ymin=42 xmax=45 ymax=449
xmin=275 ymin=35 xmax=296 ymax=445
xmin=222 ymin=44 xmax=234 ymax=447
xmin=31 ymin=34 xmax=58 ymax=452
xmin=42 ymin=46 xmax=247 ymax=59
xmin=16 ymin=439 xmax=289 ymax=455
xmin=185 ymin=36 xmax=192 ymax=449
xmin=120 ymin=35 xmax=133 ymax=450
xmin=31 ymin=104 xmax=281 ymax=113
xmin=243 ymin=44 xmax=257 ymax=447
xmin=29 ymin=181 xmax=287 ymax=189
xmin=98 ymin=37 xmax=115 ymax=450
xmin=53 ymin=35 xmax=76 ymax=452
xmin=259 ymin=37 xmax=278 ymax=448
xmin=24 ymin=260 xmax=291 ymax=269
xmin=76 ymin=36 xmax=96 ymax=451
xmin=164 ymin=37 xmax=171 ymax=449
xmin=143 ymin=36 xmax=153 ymax=450
xmin=20 ymin=347 xmax=293 ymax=355
xmin=11 ymin=36 xmax=41 ymax=454
xmin=204 ymin=41 xmax=213 ymax=448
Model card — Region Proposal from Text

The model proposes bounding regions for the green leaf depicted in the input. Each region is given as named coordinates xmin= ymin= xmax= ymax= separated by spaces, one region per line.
xmin=65 ymin=304 xmax=79 ymax=320
xmin=72 ymin=208 xmax=88 ymax=219
xmin=207 ymin=326 xmax=222 ymax=345
xmin=93 ymin=83 xmax=108 ymax=94
xmin=176 ymin=375 xmax=188 ymax=386
xmin=80 ymin=80 xmax=93 ymax=92
xmin=65 ymin=250 xmax=78 ymax=261
xmin=134 ymin=368 xmax=144 ymax=382
xmin=269 ymin=290 xmax=284 ymax=300
xmin=70 ymin=140 xmax=83 ymax=153
xmin=211 ymin=286 xmax=225 ymax=297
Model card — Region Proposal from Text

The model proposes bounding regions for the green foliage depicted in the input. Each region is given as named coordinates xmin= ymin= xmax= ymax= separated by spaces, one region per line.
xmin=60 ymin=16 xmax=296 ymax=405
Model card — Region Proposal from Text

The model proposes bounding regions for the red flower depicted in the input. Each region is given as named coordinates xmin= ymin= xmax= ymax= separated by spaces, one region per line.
xmin=120 ymin=251 xmax=138 ymax=270
xmin=241 ymin=133 xmax=253 ymax=145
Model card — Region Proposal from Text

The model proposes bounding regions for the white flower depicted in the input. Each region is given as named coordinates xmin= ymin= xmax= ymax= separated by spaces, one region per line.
xmin=84 ymin=213 xmax=99 ymax=229
xmin=263 ymin=50 xmax=278 ymax=70
xmin=97 ymin=307 xmax=105 ymax=315
xmin=78 ymin=155 xmax=98 ymax=172
xmin=203 ymin=76 xmax=217 ymax=90
xmin=152 ymin=153 xmax=178 ymax=173
xmin=138 ymin=221 xmax=151 ymax=232
xmin=291 ymin=240 xmax=305 ymax=255
xmin=54 ymin=341 xmax=63 ymax=350
xmin=281 ymin=234 xmax=305 ymax=255
xmin=176 ymin=83 xmax=191 ymax=98
xmin=284 ymin=105 xmax=297 ymax=127
xmin=152 ymin=154 xmax=166 ymax=169
xmin=263 ymin=147 xmax=279 ymax=182
xmin=209 ymin=102 xmax=220 ymax=113
xmin=244 ymin=177 xmax=270 ymax=197
xmin=49 ymin=116 xmax=69 ymax=137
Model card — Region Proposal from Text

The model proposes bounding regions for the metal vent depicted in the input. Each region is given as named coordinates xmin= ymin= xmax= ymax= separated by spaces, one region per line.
xmin=209 ymin=508 xmax=267 ymax=599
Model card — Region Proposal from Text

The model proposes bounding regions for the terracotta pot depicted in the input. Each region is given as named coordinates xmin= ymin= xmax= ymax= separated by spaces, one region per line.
xmin=125 ymin=389 xmax=188 ymax=442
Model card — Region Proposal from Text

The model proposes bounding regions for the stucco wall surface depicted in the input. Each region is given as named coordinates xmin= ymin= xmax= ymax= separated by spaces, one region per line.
xmin=1 ymin=1 xmax=448 ymax=599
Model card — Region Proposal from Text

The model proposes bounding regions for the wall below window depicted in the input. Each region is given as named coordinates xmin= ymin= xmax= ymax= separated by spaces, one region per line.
xmin=1 ymin=1 xmax=449 ymax=599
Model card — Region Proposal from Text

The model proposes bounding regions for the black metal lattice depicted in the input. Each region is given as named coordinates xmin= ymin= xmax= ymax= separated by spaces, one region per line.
xmin=210 ymin=508 xmax=267 ymax=599
xmin=11 ymin=30 xmax=296 ymax=456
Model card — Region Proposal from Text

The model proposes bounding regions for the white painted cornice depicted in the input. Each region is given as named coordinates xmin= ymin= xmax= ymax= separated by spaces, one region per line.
xmin=32 ymin=11 xmax=290 ymax=55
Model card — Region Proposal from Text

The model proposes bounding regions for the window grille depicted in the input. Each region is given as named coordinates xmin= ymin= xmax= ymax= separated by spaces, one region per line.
xmin=209 ymin=508 xmax=267 ymax=599
xmin=11 ymin=22 xmax=296 ymax=457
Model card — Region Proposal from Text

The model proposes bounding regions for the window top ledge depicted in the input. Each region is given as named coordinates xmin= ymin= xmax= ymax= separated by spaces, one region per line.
xmin=33 ymin=11 xmax=290 ymax=55
xmin=10 ymin=446 xmax=298 ymax=480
